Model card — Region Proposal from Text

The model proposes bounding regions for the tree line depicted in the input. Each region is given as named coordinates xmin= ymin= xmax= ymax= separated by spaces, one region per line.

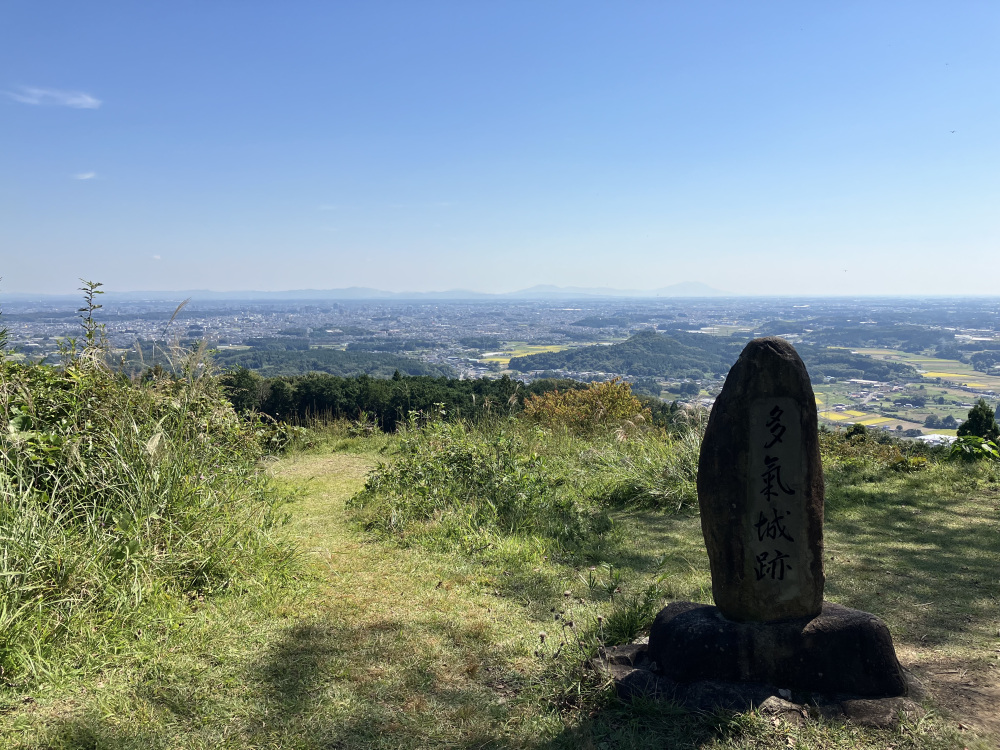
xmin=220 ymin=369 xmax=577 ymax=429
xmin=220 ymin=368 xmax=688 ymax=432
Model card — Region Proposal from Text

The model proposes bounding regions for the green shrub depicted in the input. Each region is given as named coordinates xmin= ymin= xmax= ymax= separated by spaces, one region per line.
xmin=956 ymin=398 xmax=1000 ymax=441
xmin=348 ymin=420 xmax=612 ymax=550
xmin=891 ymin=455 xmax=929 ymax=472
xmin=845 ymin=422 xmax=867 ymax=439
xmin=522 ymin=379 xmax=650 ymax=434
xmin=948 ymin=435 xmax=1000 ymax=463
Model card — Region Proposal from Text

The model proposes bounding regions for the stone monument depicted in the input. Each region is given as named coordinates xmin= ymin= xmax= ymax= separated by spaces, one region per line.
xmin=698 ymin=335 xmax=824 ymax=622
xmin=596 ymin=338 xmax=917 ymax=725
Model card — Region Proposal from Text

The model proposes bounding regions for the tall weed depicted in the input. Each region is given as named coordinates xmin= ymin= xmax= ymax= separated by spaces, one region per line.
xmin=0 ymin=354 xmax=287 ymax=682
xmin=522 ymin=378 xmax=650 ymax=434
xmin=584 ymin=408 xmax=706 ymax=510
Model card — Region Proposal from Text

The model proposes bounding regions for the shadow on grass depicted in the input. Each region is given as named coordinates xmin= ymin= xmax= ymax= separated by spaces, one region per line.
xmin=28 ymin=464 xmax=996 ymax=749
xmin=602 ymin=465 xmax=999 ymax=653
xmin=243 ymin=621 xmax=745 ymax=749
xmin=823 ymin=466 xmax=1000 ymax=649
xmin=31 ymin=602 xmax=781 ymax=750
xmin=31 ymin=614 xmax=527 ymax=749
xmin=534 ymin=699 xmax=763 ymax=750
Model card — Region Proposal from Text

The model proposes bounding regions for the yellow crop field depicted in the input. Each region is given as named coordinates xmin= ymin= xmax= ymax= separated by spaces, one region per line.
xmin=857 ymin=416 xmax=892 ymax=425
xmin=479 ymin=344 xmax=571 ymax=365
xmin=920 ymin=372 xmax=988 ymax=387
xmin=820 ymin=411 xmax=849 ymax=421
xmin=820 ymin=409 xmax=880 ymax=423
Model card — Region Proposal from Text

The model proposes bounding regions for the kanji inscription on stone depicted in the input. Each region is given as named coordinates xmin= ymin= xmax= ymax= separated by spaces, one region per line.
xmin=746 ymin=396 xmax=809 ymax=603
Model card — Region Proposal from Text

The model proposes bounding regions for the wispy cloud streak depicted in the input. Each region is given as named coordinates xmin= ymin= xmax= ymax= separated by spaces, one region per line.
xmin=73 ymin=172 xmax=97 ymax=180
xmin=5 ymin=86 xmax=101 ymax=109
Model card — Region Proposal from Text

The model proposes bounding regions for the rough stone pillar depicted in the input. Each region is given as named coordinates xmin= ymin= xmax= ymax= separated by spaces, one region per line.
xmin=698 ymin=337 xmax=825 ymax=622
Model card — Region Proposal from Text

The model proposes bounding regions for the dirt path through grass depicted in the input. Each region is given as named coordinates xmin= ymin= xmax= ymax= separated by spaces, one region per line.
xmin=231 ymin=451 xmax=557 ymax=747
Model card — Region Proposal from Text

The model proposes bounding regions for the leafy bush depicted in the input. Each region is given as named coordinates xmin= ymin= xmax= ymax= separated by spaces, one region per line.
xmin=522 ymin=379 xmax=650 ymax=434
xmin=891 ymin=455 xmax=929 ymax=472
xmin=348 ymin=420 xmax=612 ymax=550
xmin=956 ymin=398 xmax=1000 ymax=441
xmin=845 ymin=423 xmax=867 ymax=439
xmin=948 ymin=435 xmax=1000 ymax=463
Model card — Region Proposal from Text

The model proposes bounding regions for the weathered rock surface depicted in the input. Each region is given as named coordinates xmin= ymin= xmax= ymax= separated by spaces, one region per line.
xmin=698 ymin=336 xmax=825 ymax=622
xmin=593 ymin=638 xmax=923 ymax=729
xmin=646 ymin=600 xmax=908 ymax=697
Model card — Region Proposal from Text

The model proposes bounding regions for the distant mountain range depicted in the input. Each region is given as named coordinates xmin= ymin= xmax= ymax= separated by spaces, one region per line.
xmin=5 ymin=282 xmax=729 ymax=302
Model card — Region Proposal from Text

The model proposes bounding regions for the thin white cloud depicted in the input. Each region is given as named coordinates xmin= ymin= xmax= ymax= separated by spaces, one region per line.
xmin=73 ymin=172 xmax=97 ymax=180
xmin=6 ymin=86 xmax=101 ymax=109
xmin=151 ymin=255 xmax=161 ymax=261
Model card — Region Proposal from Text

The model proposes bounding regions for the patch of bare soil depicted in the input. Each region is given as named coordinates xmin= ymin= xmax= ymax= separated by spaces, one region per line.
xmin=900 ymin=648 xmax=1000 ymax=743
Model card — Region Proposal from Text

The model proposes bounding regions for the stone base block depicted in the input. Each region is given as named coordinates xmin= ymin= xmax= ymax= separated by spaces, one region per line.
xmin=646 ymin=600 xmax=907 ymax=697
xmin=594 ymin=629 xmax=924 ymax=728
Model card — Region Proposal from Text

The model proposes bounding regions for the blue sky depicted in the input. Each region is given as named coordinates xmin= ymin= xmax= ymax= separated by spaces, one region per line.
xmin=2 ymin=1 xmax=998 ymax=296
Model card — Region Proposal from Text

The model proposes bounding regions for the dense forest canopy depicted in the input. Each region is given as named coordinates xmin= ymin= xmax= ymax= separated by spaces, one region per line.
xmin=508 ymin=330 xmax=739 ymax=379
xmin=508 ymin=330 xmax=918 ymax=383
xmin=222 ymin=371 xmax=593 ymax=429
xmin=221 ymin=369 xmax=687 ymax=433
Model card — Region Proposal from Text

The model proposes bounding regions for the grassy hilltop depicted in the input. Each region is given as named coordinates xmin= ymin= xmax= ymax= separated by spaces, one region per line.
xmin=1 ymin=337 xmax=998 ymax=748
xmin=507 ymin=329 xmax=919 ymax=384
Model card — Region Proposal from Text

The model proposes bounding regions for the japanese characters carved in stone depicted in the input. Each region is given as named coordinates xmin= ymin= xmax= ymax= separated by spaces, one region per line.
xmin=698 ymin=337 xmax=825 ymax=622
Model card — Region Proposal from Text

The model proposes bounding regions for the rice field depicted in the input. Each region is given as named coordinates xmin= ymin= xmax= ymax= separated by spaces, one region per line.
xmin=853 ymin=349 xmax=1000 ymax=390
xmin=856 ymin=415 xmax=892 ymax=425
xmin=478 ymin=343 xmax=574 ymax=366
xmin=820 ymin=412 xmax=850 ymax=421
xmin=920 ymin=372 xmax=989 ymax=387
xmin=819 ymin=409 xmax=867 ymax=421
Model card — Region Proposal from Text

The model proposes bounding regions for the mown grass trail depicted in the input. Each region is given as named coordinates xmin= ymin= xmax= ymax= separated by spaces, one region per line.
xmin=263 ymin=452 xmax=559 ymax=747
xmin=0 ymin=450 xmax=564 ymax=748
xmin=2 ymin=448 xmax=996 ymax=749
